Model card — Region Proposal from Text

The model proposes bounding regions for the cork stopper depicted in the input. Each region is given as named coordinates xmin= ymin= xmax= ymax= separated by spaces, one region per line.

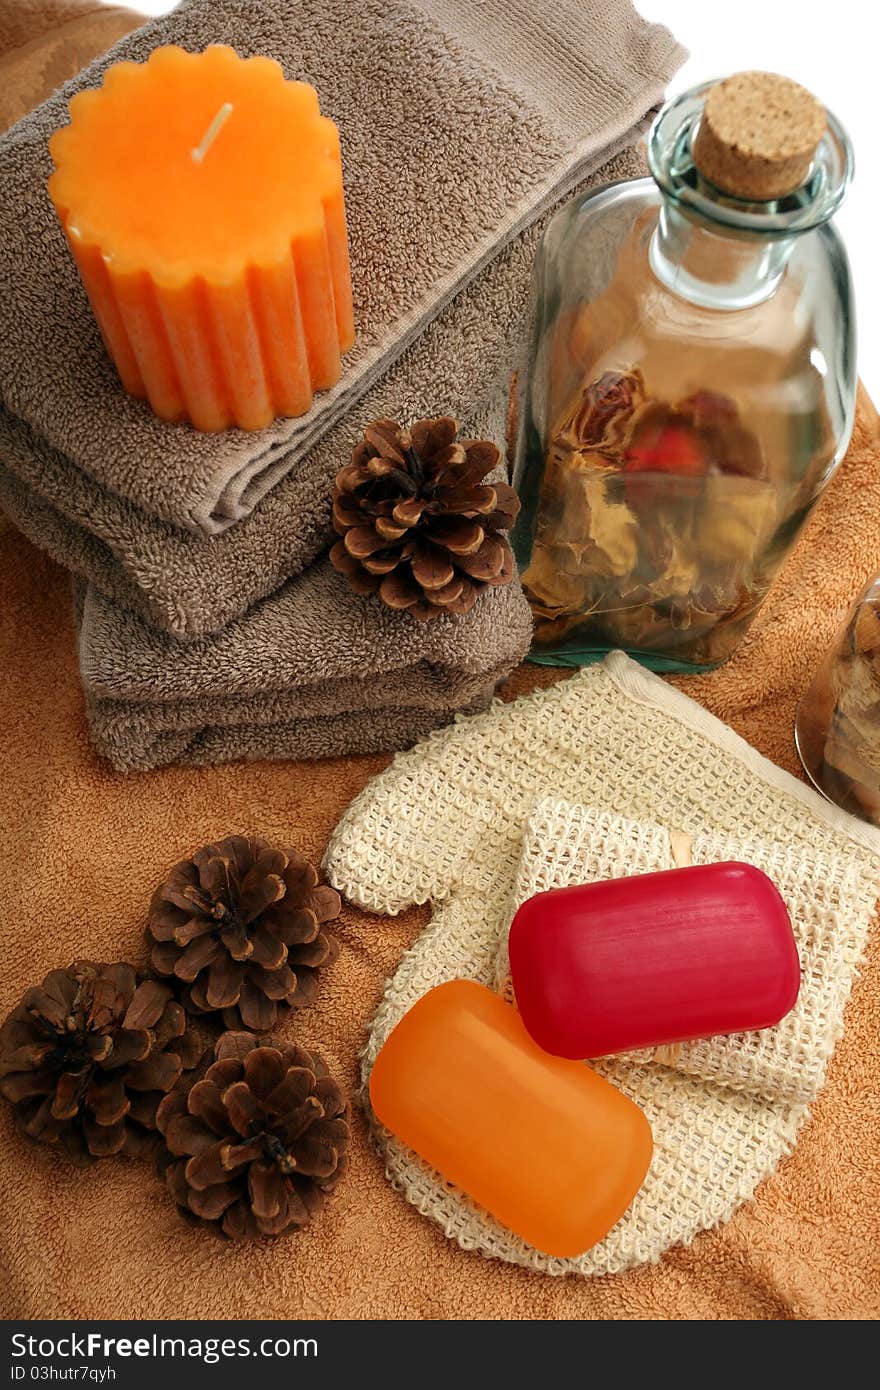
xmin=693 ymin=71 xmax=826 ymax=200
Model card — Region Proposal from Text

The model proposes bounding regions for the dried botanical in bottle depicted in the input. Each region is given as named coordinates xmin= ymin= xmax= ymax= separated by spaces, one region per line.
xmin=521 ymin=370 xmax=771 ymax=661
xmin=512 ymin=73 xmax=855 ymax=671
xmin=796 ymin=577 xmax=880 ymax=824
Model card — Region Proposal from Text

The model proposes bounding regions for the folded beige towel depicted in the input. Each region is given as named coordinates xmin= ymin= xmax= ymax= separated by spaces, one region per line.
xmin=0 ymin=136 xmax=651 ymax=636
xmin=0 ymin=0 xmax=683 ymax=536
xmin=76 ymin=558 xmax=533 ymax=771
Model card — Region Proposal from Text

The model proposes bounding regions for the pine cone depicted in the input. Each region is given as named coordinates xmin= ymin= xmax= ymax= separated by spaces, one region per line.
xmin=0 ymin=961 xmax=204 ymax=1164
xmin=157 ymin=1031 xmax=350 ymax=1239
xmin=146 ymin=836 xmax=340 ymax=1033
xmin=330 ymin=417 xmax=521 ymax=621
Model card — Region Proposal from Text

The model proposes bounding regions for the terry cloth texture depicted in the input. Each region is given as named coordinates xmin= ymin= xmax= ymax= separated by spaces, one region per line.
xmin=0 ymin=1 xmax=141 ymax=134
xmin=326 ymin=655 xmax=880 ymax=1277
xmin=494 ymin=799 xmax=869 ymax=1109
xmin=2 ymin=3 xmax=879 ymax=1322
xmin=0 ymin=140 xmax=651 ymax=642
xmin=75 ymin=556 xmax=533 ymax=772
xmin=2 ymin=393 xmax=880 ymax=1319
xmin=0 ymin=0 xmax=684 ymax=534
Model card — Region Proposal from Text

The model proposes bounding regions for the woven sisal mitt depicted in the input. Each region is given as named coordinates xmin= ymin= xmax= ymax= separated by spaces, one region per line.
xmin=324 ymin=652 xmax=880 ymax=1277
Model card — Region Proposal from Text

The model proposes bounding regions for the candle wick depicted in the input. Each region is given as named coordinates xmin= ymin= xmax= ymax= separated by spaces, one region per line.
xmin=191 ymin=102 xmax=234 ymax=164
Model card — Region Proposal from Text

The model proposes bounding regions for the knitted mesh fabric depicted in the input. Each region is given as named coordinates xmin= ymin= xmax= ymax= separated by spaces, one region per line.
xmin=324 ymin=653 xmax=880 ymax=1276
xmin=493 ymin=799 xmax=870 ymax=1106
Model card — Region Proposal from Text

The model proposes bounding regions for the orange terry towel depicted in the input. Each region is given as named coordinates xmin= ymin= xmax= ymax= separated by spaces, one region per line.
xmin=0 ymin=0 xmax=879 ymax=1322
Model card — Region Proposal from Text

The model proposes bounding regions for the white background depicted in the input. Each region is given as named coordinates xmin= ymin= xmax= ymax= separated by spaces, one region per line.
xmin=636 ymin=0 xmax=877 ymax=395
xmin=134 ymin=0 xmax=878 ymax=394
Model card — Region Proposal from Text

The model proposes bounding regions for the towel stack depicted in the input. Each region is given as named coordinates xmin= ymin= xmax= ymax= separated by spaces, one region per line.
xmin=0 ymin=0 xmax=685 ymax=771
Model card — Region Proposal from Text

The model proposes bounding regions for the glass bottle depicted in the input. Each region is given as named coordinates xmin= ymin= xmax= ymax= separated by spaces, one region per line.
xmin=796 ymin=577 xmax=880 ymax=825
xmin=511 ymin=74 xmax=856 ymax=671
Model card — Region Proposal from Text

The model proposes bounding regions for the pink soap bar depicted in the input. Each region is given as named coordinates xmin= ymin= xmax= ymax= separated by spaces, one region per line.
xmin=508 ymin=862 xmax=800 ymax=1059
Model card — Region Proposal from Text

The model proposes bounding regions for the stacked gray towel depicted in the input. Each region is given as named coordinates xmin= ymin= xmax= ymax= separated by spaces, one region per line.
xmin=76 ymin=562 xmax=534 ymax=772
xmin=0 ymin=0 xmax=684 ymax=769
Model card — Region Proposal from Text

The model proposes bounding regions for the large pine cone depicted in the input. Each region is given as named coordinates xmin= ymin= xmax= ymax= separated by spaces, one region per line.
xmin=157 ymin=1031 xmax=350 ymax=1240
xmin=146 ymin=836 xmax=340 ymax=1033
xmin=330 ymin=417 xmax=521 ymax=621
xmin=0 ymin=961 xmax=203 ymax=1164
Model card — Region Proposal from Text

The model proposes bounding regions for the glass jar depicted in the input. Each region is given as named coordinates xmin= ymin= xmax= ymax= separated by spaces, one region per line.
xmin=511 ymin=77 xmax=856 ymax=671
xmin=796 ymin=577 xmax=880 ymax=825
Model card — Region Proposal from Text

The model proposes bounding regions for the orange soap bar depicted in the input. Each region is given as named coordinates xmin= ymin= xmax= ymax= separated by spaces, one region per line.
xmin=48 ymin=45 xmax=355 ymax=431
xmin=369 ymin=980 xmax=652 ymax=1258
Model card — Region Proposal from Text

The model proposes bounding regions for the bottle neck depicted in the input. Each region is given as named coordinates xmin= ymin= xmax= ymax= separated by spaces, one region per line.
xmin=645 ymin=81 xmax=853 ymax=313
xmin=649 ymin=199 xmax=796 ymax=310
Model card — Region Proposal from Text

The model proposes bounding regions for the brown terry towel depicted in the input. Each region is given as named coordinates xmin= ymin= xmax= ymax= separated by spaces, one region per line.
xmin=0 ymin=145 xmax=645 ymax=641
xmin=0 ymin=0 xmax=684 ymax=536
xmin=75 ymin=560 xmax=533 ymax=771
xmin=0 ymin=1 xmax=142 ymax=133
xmin=2 ymin=393 xmax=880 ymax=1320
xmin=7 ymin=0 xmax=878 ymax=1325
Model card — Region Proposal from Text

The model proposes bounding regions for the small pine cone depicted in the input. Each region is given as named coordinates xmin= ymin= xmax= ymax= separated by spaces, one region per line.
xmin=157 ymin=1031 xmax=350 ymax=1240
xmin=0 ymin=961 xmax=204 ymax=1164
xmin=329 ymin=416 xmax=521 ymax=622
xmin=146 ymin=836 xmax=340 ymax=1033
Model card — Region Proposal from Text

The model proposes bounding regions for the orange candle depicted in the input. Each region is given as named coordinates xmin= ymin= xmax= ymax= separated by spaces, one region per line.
xmin=370 ymin=980 xmax=653 ymax=1258
xmin=48 ymin=45 xmax=355 ymax=432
